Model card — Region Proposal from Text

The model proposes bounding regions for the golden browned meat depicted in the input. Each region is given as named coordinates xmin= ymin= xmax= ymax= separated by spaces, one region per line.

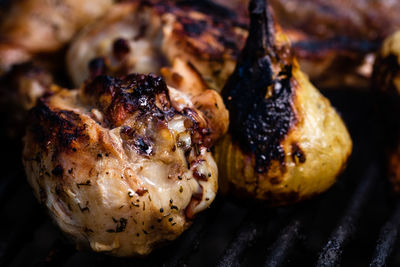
xmin=22 ymin=73 xmax=227 ymax=256
xmin=213 ymin=0 xmax=352 ymax=204
xmin=66 ymin=0 xmax=247 ymax=91
xmin=372 ymin=31 xmax=400 ymax=192
xmin=0 ymin=0 xmax=113 ymax=73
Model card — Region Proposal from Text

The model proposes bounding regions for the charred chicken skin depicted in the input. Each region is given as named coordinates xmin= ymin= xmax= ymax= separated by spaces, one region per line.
xmin=214 ymin=0 xmax=352 ymax=204
xmin=22 ymin=73 xmax=225 ymax=257
xmin=66 ymin=0 xmax=247 ymax=92
xmin=372 ymin=31 xmax=400 ymax=192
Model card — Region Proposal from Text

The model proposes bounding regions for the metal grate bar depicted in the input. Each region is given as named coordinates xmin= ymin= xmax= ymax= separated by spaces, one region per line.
xmin=316 ymin=164 xmax=378 ymax=267
xmin=264 ymin=218 xmax=302 ymax=267
xmin=216 ymin=208 xmax=266 ymax=267
xmin=369 ymin=201 xmax=400 ymax=267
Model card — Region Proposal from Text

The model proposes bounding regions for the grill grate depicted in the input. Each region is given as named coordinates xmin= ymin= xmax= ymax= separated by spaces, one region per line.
xmin=263 ymin=217 xmax=302 ymax=267
xmin=317 ymin=164 xmax=378 ymax=267
xmin=1 ymin=90 xmax=399 ymax=267
xmin=370 ymin=201 xmax=400 ymax=267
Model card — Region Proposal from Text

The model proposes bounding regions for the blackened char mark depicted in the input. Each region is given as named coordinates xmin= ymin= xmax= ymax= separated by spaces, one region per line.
xmin=293 ymin=36 xmax=379 ymax=55
xmin=180 ymin=18 xmax=207 ymax=37
xmin=29 ymin=101 xmax=87 ymax=151
xmin=153 ymin=0 xmax=247 ymax=58
xmin=120 ymin=126 xmax=154 ymax=156
xmin=83 ymin=74 xmax=176 ymax=127
xmin=222 ymin=0 xmax=296 ymax=173
xmin=175 ymin=0 xmax=237 ymax=20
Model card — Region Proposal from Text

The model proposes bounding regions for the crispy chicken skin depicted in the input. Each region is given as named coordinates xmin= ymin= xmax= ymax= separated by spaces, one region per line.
xmin=0 ymin=0 xmax=113 ymax=73
xmin=372 ymin=31 xmax=400 ymax=192
xmin=66 ymin=0 xmax=247 ymax=91
xmin=22 ymin=73 xmax=224 ymax=256
xmin=213 ymin=0 xmax=352 ymax=204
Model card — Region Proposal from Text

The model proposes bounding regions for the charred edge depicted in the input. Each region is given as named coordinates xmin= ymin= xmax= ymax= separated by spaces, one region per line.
xmin=222 ymin=0 xmax=296 ymax=173
xmin=175 ymin=0 xmax=238 ymax=20
xmin=158 ymin=0 xmax=246 ymax=58
xmin=29 ymin=100 xmax=87 ymax=151
xmin=182 ymin=107 xmax=212 ymax=147
xmin=293 ymin=36 xmax=379 ymax=54
xmin=83 ymin=74 xmax=176 ymax=127
xmin=179 ymin=17 xmax=208 ymax=38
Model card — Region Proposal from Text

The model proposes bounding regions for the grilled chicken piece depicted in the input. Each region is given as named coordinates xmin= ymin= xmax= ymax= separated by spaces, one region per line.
xmin=66 ymin=0 xmax=247 ymax=91
xmin=372 ymin=31 xmax=400 ymax=192
xmin=22 ymin=73 xmax=225 ymax=256
xmin=213 ymin=0 xmax=352 ymax=204
xmin=0 ymin=0 xmax=113 ymax=73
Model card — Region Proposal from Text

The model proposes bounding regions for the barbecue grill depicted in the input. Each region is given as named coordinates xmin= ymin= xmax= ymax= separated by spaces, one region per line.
xmin=0 ymin=85 xmax=398 ymax=267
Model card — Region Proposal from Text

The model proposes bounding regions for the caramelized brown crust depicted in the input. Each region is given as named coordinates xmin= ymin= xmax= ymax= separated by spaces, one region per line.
xmin=160 ymin=0 xmax=247 ymax=90
xmin=67 ymin=0 xmax=247 ymax=91
xmin=158 ymin=0 xmax=246 ymax=60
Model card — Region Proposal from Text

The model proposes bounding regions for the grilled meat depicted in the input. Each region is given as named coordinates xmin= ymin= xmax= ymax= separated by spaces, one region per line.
xmin=372 ymin=31 xmax=400 ymax=192
xmin=213 ymin=0 xmax=352 ymax=204
xmin=0 ymin=0 xmax=114 ymax=140
xmin=269 ymin=0 xmax=400 ymax=88
xmin=66 ymin=0 xmax=247 ymax=91
xmin=22 ymin=73 xmax=225 ymax=256
xmin=0 ymin=0 xmax=113 ymax=73
xmin=213 ymin=0 xmax=400 ymax=89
